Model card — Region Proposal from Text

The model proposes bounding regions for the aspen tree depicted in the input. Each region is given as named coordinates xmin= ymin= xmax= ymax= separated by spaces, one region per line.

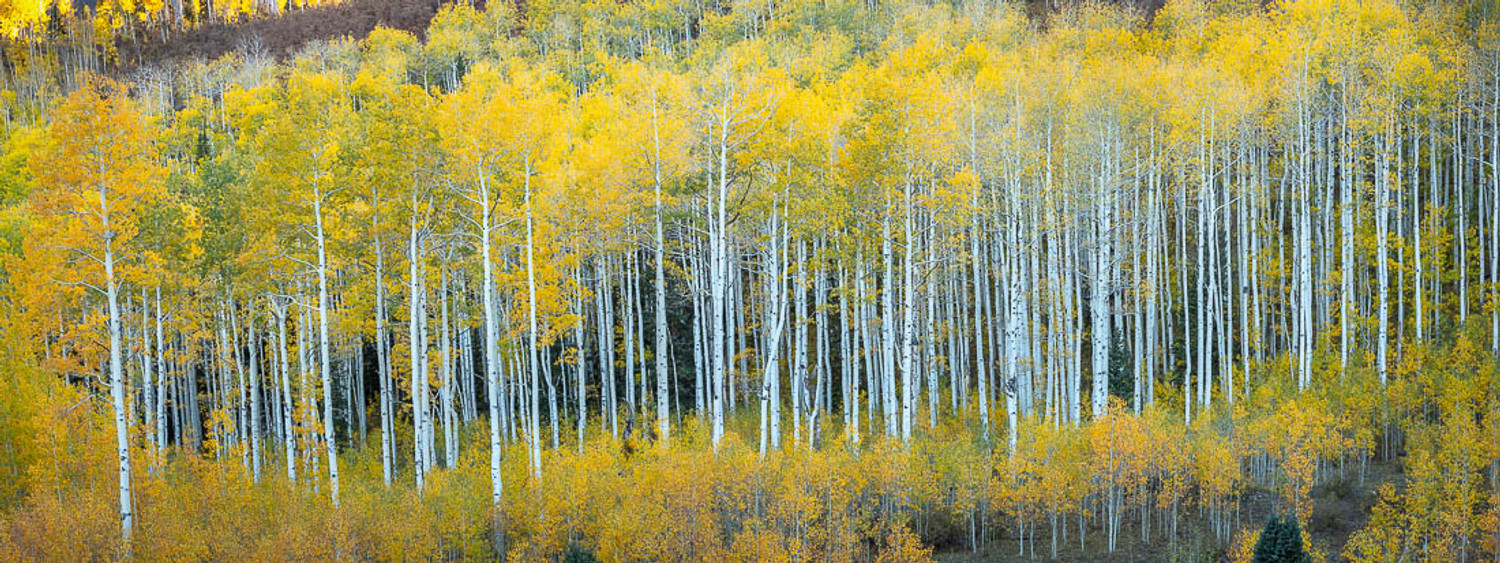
xmin=438 ymin=65 xmax=512 ymax=531
xmin=29 ymin=76 xmax=166 ymax=550
xmin=693 ymin=44 xmax=782 ymax=450
xmin=601 ymin=59 xmax=692 ymax=447
xmin=249 ymin=70 xmax=352 ymax=506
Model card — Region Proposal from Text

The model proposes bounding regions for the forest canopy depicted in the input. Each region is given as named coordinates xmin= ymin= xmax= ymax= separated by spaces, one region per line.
xmin=1 ymin=0 xmax=1499 ymax=561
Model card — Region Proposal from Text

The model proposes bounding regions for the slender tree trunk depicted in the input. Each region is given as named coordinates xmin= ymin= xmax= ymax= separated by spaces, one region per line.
xmin=313 ymin=189 xmax=340 ymax=507
xmin=652 ymin=107 xmax=672 ymax=448
xmin=103 ymin=235 xmax=133 ymax=549
xmin=574 ymin=264 xmax=589 ymax=451
xmin=1378 ymin=129 xmax=1391 ymax=386
xmin=881 ymin=216 xmax=898 ymax=438
xmin=524 ymin=159 xmax=544 ymax=480
xmin=140 ymin=290 xmax=157 ymax=456
xmin=900 ymin=184 xmax=917 ymax=445
xmin=598 ymin=258 xmax=618 ymax=438
xmin=474 ymin=170 xmax=505 ymax=556
xmin=710 ymin=127 xmax=731 ymax=450
xmin=274 ymin=301 xmax=295 ymax=482
xmin=441 ymin=267 xmax=457 ymax=468
xmin=154 ymin=288 xmax=166 ymax=455
xmin=1341 ymin=96 xmax=1354 ymax=374
xmin=410 ymin=209 xmax=430 ymax=492
xmin=1091 ymin=134 xmax=1113 ymax=420
xmin=375 ymin=235 xmax=394 ymax=487
xmin=248 ymin=312 xmax=263 ymax=483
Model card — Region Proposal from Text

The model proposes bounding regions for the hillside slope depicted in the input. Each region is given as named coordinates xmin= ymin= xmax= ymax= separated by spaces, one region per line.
xmin=116 ymin=0 xmax=467 ymax=69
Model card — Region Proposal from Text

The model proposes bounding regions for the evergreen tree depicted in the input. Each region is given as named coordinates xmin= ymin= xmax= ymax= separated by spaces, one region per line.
xmin=1253 ymin=515 xmax=1310 ymax=563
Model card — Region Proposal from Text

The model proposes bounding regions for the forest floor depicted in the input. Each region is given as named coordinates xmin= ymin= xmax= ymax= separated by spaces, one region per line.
xmin=934 ymin=457 xmax=1401 ymax=562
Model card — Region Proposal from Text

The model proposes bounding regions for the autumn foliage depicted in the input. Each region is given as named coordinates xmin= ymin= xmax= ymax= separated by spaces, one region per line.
xmin=0 ymin=0 xmax=1499 ymax=561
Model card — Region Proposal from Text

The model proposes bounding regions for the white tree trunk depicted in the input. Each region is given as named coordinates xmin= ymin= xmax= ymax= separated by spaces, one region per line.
xmin=523 ymin=160 xmax=543 ymax=480
xmin=573 ymin=265 xmax=589 ymax=452
xmin=441 ymin=268 xmax=457 ymax=468
xmin=475 ymin=170 xmax=505 ymax=545
xmin=972 ymin=218 xmax=990 ymax=443
xmin=652 ymin=106 xmax=672 ymax=448
xmin=710 ymin=131 xmax=730 ymax=450
xmin=139 ymin=291 xmax=157 ymax=455
xmin=154 ymin=288 xmax=166 ymax=454
xmin=248 ymin=313 xmax=263 ymax=483
xmin=274 ymin=300 xmax=296 ymax=482
xmin=1340 ymin=102 xmax=1353 ymax=374
xmin=597 ymin=258 xmax=618 ymax=438
xmin=1378 ymin=131 xmax=1391 ymax=386
xmin=104 ymin=236 xmax=133 ymax=548
xmin=410 ymin=210 xmax=430 ymax=492
xmin=793 ymin=241 xmax=809 ymax=445
xmin=1091 ymin=155 xmax=1113 ymax=420
xmin=900 ymin=187 xmax=917 ymax=445
xmin=880 ymin=216 xmax=898 ymax=438
xmin=313 ymin=189 xmax=340 ymax=507
xmin=375 ymin=235 xmax=394 ymax=487
xmin=1006 ymin=219 xmax=1026 ymax=455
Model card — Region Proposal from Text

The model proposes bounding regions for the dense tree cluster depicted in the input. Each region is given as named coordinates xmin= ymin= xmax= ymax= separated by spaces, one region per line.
xmin=2 ymin=0 xmax=1500 ymax=560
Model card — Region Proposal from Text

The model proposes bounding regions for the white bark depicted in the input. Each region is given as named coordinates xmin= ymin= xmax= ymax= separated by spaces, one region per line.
xmin=652 ymin=99 xmax=672 ymax=448
xmin=274 ymin=299 xmax=296 ymax=482
xmin=573 ymin=264 xmax=588 ymax=451
xmin=313 ymin=189 xmax=339 ymax=506
xmin=104 ymin=223 xmax=133 ymax=547
xmin=441 ymin=268 xmax=456 ymax=468
xmin=597 ymin=258 xmax=618 ymax=438
xmin=900 ymin=186 xmax=917 ymax=445
xmin=1340 ymin=97 xmax=1353 ymax=374
xmin=375 ymin=231 xmax=394 ymax=487
xmin=523 ymin=157 xmax=543 ymax=480
xmin=474 ymin=169 xmax=505 ymax=515
xmin=710 ymin=125 xmax=730 ymax=450
xmin=154 ymin=288 xmax=166 ymax=455
xmin=880 ymin=217 xmax=898 ymax=438
xmin=248 ymin=313 xmax=263 ymax=483
xmin=140 ymin=290 xmax=157 ymax=455
xmin=1378 ymin=130 xmax=1391 ymax=386
xmin=410 ymin=210 xmax=430 ymax=492
xmin=1090 ymin=138 xmax=1113 ymax=420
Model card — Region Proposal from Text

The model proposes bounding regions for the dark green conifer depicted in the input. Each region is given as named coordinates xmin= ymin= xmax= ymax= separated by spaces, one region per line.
xmin=1253 ymin=514 xmax=1309 ymax=563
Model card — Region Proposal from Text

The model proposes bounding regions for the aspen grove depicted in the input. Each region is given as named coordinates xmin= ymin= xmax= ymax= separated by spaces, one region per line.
xmin=2 ymin=0 xmax=1500 ymax=561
